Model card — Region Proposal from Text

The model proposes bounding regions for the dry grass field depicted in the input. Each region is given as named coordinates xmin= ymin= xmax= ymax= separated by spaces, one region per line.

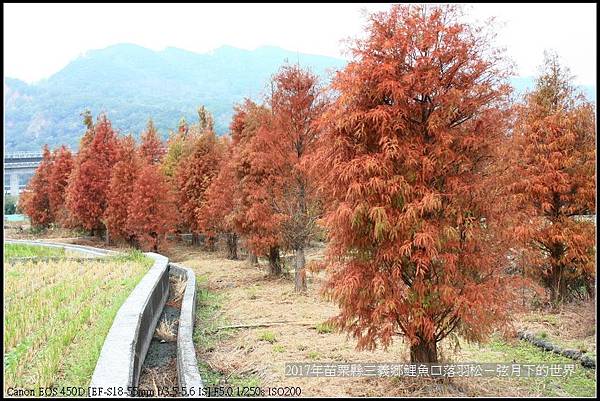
xmin=170 ymin=244 xmax=596 ymax=397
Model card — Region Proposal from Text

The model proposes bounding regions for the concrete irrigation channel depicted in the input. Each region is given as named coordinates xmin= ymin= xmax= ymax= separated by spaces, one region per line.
xmin=3 ymin=239 xmax=204 ymax=397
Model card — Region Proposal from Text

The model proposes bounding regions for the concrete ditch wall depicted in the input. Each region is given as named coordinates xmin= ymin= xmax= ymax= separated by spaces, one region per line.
xmin=169 ymin=263 xmax=204 ymax=396
xmin=90 ymin=252 xmax=170 ymax=394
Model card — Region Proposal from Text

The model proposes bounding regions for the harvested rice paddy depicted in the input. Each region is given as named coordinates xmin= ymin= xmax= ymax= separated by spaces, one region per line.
xmin=3 ymin=246 xmax=152 ymax=394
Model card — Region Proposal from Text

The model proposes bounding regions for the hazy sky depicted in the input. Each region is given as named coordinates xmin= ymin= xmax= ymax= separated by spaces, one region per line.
xmin=4 ymin=3 xmax=597 ymax=86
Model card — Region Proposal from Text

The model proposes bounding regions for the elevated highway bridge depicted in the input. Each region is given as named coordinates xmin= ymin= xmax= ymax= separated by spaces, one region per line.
xmin=4 ymin=152 xmax=44 ymax=197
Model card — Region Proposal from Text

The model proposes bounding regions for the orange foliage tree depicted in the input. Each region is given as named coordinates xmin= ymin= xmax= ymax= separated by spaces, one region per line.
xmin=198 ymin=136 xmax=240 ymax=259
xmin=315 ymin=4 xmax=516 ymax=362
xmin=161 ymin=123 xmax=191 ymax=240
xmin=126 ymin=162 xmax=176 ymax=251
xmin=104 ymin=134 xmax=140 ymax=243
xmin=162 ymin=129 xmax=186 ymax=180
xmin=259 ymin=64 xmax=328 ymax=291
xmin=65 ymin=114 xmax=119 ymax=236
xmin=174 ymin=117 xmax=223 ymax=246
xmin=509 ymin=52 xmax=596 ymax=304
xmin=139 ymin=118 xmax=166 ymax=164
xmin=47 ymin=145 xmax=74 ymax=227
xmin=228 ymin=100 xmax=287 ymax=274
xmin=20 ymin=146 xmax=54 ymax=228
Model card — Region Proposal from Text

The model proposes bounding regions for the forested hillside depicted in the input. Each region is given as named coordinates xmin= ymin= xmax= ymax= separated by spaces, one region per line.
xmin=4 ymin=44 xmax=346 ymax=152
xmin=4 ymin=43 xmax=595 ymax=152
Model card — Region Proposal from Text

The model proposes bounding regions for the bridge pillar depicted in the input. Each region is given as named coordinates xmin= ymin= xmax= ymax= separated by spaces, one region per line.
xmin=10 ymin=172 xmax=20 ymax=197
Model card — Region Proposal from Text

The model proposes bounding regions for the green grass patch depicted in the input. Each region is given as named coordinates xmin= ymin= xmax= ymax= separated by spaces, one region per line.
xmin=308 ymin=351 xmax=320 ymax=360
xmin=539 ymin=332 xmax=595 ymax=358
xmin=193 ymin=277 xmax=260 ymax=393
xmin=272 ymin=344 xmax=286 ymax=353
xmin=193 ymin=280 xmax=230 ymax=352
xmin=315 ymin=322 xmax=334 ymax=334
xmin=258 ymin=331 xmax=277 ymax=343
xmin=467 ymin=335 xmax=596 ymax=397
xmin=3 ymin=254 xmax=152 ymax=394
xmin=106 ymin=249 xmax=151 ymax=264
xmin=3 ymin=243 xmax=65 ymax=259
xmin=246 ymin=287 xmax=259 ymax=300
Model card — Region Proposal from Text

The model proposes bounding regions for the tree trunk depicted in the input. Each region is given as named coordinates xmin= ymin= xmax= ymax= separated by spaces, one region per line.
xmin=226 ymin=233 xmax=238 ymax=260
xmin=547 ymin=242 xmax=569 ymax=305
xmin=410 ymin=339 xmax=438 ymax=363
xmin=205 ymin=235 xmax=217 ymax=252
xmin=293 ymin=178 xmax=309 ymax=292
xmin=151 ymin=232 xmax=159 ymax=252
xmin=97 ymin=226 xmax=107 ymax=242
xmin=192 ymin=233 xmax=201 ymax=246
xmin=549 ymin=262 xmax=567 ymax=305
xmin=586 ymin=280 xmax=595 ymax=299
xmin=294 ymin=247 xmax=307 ymax=292
xmin=247 ymin=252 xmax=258 ymax=266
xmin=268 ymin=246 xmax=282 ymax=276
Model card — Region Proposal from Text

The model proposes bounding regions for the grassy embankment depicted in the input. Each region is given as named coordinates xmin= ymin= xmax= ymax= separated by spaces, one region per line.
xmin=4 ymin=243 xmax=66 ymax=258
xmin=458 ymin=335 xmax=596 ymax=397
xmin=193 ymin=275 xmax=262 ymax=391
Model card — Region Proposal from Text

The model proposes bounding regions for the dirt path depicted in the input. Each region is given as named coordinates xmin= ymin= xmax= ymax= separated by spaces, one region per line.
xmin=180 ymin=248 xmax=471 ymax=397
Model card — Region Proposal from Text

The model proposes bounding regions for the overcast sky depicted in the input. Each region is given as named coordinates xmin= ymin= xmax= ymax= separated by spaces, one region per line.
xmin=3 ymin=3 xmax=596 ymax=86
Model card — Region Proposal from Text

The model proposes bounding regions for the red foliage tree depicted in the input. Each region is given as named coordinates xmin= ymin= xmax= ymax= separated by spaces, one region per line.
xmin=20 ymin=146 xmax=54 ymax=228
xmin=175 ymin=126 xmax=223 ymax=245
xmin=160 ymin=125 xmax=190 ymax=240
xmin=228 ymin=100 xmax=286 ymax=274
xmin=509 ymin=52 xmax=596 ymax=304
xmin=47 ymin=146 xmax=74 ymax=227
xmin=198 ymin=136 xmax=240 ymax=259
xmin=104 ymin=134 xmax=139 ymax=243
xmin=262 ymin=64 xmax=328 ymax=291
xmin=139 ymin=118 xmax=166 ymax=165
xmin=315 ymin=4 xmax=516 ymax=362
xmin=65 ymin=114 xmax=119 ymax=236
xmin=126 ymin=162 xmax=176 ymax=251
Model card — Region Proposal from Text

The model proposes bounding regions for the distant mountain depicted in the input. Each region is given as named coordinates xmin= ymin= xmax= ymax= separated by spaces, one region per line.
xmin=4 ymin=44 xmax=595 ymax=152
xmin=510 ymin=75 xmax=596 ymax=100
xmin=4 ymin=44 xmax=346 ymax=152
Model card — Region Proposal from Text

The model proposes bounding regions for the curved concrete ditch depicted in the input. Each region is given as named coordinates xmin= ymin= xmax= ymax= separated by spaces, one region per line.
xmin=90 ymin=252 xmax=170 ymax=394
xmin=170 ymin=263 xmax=204 ymax=394
xmin=3 ymin=239 xmax=203 ymax=397
xmin=518 ymin=330 xmax=596 ymax=369
xmin=136 ymin=263 xmax=203 ymax=397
